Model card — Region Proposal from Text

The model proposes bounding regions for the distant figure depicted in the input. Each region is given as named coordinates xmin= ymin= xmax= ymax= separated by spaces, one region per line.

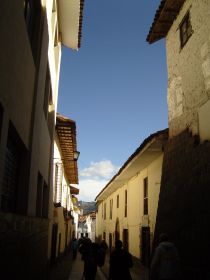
xmin=100 ymin=239 xmax=108 ymax=251
xmin=109 ymin=240 xmax=133 ymax=280
xmin=71 ymin=237 xmax=78 ymax=260
xmin=150 ymin=233 xmax=181 ymax=280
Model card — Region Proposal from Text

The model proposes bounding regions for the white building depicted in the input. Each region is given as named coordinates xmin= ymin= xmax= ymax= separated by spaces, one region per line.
xmin=0 ymin=1 xmax=84 ymax=278
xmin=78 ymin=212 xmax=96 ymax=242
xmin=95 ymin=129 xmax=168 ymax=265
xmin=51 ymin=113 xmax=80 ymax=262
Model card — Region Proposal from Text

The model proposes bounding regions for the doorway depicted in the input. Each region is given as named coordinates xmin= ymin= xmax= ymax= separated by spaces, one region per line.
xmin=141 ymin=226 xmax=150 ymax=266
xmin=109 ymin=233 xmax=112 ymax=255
xmin=50 ymin=223 xmax=58 ymax=264
xmin=123 ymin=229 xmax=129 ymax=251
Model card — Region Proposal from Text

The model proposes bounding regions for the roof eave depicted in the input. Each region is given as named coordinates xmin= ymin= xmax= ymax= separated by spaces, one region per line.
xmin=95 ymin=129 xmax=168 ymax=201
xmin=57 ymin=0 xmax=84 ymax=50
xmin=56 ymin=113 xmax=79 ymax=184
xmin=146 ymin=0 xmax=185 ymax=44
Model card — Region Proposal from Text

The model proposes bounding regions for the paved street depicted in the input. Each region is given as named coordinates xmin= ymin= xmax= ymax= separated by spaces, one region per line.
xmin=48 ymin=250 xmax=149 ymax=280
xmin=68 ymin=254 xmax=107 ymax=280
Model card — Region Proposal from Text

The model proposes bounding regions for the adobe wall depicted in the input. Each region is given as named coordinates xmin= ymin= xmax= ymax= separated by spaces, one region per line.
xmin=154 ymin=129 xmax=210 ymax=279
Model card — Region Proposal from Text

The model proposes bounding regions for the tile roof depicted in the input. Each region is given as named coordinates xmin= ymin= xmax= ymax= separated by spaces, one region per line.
xmin=147 ymin=0 xmax=185 ymax=44
xmin=78 ymin=0 xmax=85 ymax=48
xmin=56 ymin=113 xmax=79 ymax=184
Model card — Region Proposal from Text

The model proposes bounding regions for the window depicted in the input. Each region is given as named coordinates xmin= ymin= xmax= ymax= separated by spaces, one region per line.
xmin=52 ymin=0 xmax=56 ymax=12
xmin=54 ymin=162 xmax=63 ymax=203
xmin=42 ymin=181 xmax=49 ymax=218
xmin=102 ymin=202 xmax=103 ymax=218
xmin=124 ymin=190 xmax=127 ymax=217
xmin=180 ymin=12 xmax=193 ymax=48
xmin=1 ymin=138 xmax=20 ymax=212
xmin=104 ymin=203 xmax=106 ymax=220
xmin=36 ymin=172 xmax=43 ymax=217
xmin=54 ymin=23 xmax=59 ymax=47
xmin=43 ymin=64 xmax=52 ymax=120
xmin=143 ymin=177 xmax=148 ymax=215
xmin=1 ymin=123 xmax=22 ymax=213
xmin=36 ymin=173 xmax=49 ymax=218
xmin=24 ymin=0 xmax=42 ymax=64
xmin=117 ymin=194 xmax=119 ymax=208
xmin=110 ymin=199 xmax=113 ymax=220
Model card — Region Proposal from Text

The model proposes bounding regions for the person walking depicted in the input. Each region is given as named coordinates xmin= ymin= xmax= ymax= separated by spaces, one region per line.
xmin=109 ymin=239 xmax=133 ymax=280
xmin=80 ymin=238 xmax=98 ymax=280
xmin=97 ymin=239 xmax=108 ymax=267
xmin=71 ymin=237 xmax=78 ymax=260
xmin=150 ymin=233 xmax=181 ymax=280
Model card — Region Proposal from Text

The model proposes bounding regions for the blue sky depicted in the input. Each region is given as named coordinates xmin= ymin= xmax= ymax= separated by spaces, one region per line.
xmin=58 ymin=0 xmax=168 ymax=201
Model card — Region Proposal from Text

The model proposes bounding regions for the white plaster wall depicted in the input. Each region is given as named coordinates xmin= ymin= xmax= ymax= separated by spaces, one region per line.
xmin=52 ymin=134 xmax=79 ymax=253
xmin=38 ymin=116 xmax=52 ymax=182
xmin=0 ymin=1 xmax=35 ymax=148
xmin=46 ymin=0 xmax=62 ymax=115
xmin=166 ymin=0 xmax=210 ymax=138
xmin=56 ymin=207 xmax=66 ymax=253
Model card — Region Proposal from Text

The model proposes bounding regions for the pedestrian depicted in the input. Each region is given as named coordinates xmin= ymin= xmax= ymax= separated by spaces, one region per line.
xmin=100 ymin=239 xmax=108 ymax=251
xmin=96 ymin=240 xmax=107 ymax=267
xmin=71 ymin=237 xmax=78 ymax=260
xmin=109 ymin=239 xmax=133 ymax=280
xmin=150 ymin=233 xmax=181 ymax=280
xmin=81 ymin=239 xmax=98 ymax=280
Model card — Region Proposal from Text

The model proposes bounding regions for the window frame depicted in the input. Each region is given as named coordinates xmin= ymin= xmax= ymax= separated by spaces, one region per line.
xmin=116 ymin=194 xmax=119 ymax=208
xmin=143 ymin=177 xmax=148 ymax=215
xmin=179 ymin=11 xmax=193 ymax=49
xmin=24 ymin=0 xmax=42 ymax=64
xmin=104 ymin=202 xmax=106 ymax=220
xmin=109 ymin=199 xmax=113 ymax=220
xmin=124 ymin=190 xmax=127 ymax=217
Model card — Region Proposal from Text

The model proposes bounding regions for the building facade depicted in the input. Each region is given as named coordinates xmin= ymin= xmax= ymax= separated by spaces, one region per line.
xmin=147 ymin=0 xmax=210 ymax=278
xmin=51 ymin=113 xmax=80 ymax=263
xmin=0 ymin=0 xmax=83 ymax=278
xmin=95 ymin=129 xmax=168 ymax=265
xmin=78 ymin=212 xmax=96 ymax=242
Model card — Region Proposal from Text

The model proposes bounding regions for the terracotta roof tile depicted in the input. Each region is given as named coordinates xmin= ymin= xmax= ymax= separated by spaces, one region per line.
xmin=147 ymin=0 xmax=185 ymax=44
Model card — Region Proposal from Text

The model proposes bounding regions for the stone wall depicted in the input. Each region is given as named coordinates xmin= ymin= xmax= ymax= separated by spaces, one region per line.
xmin=154 ymin=129 xmax=210 ymax=279
xmin=166 ymin=0 xmax=210 ymax=138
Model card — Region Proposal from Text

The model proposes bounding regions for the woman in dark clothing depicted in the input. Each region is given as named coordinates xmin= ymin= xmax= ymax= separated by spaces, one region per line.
xmin=109 ymin=240 xmax=133 ymax=280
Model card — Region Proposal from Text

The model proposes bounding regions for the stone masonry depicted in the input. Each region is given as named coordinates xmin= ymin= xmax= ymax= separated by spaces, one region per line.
xmin=154 ymin=129 xmax=210 ymax=280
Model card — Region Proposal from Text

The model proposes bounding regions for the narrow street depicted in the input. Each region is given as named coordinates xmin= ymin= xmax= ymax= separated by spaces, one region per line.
xmin=48 ymin=250 xmax=149 ymax=280
xmin=69 ymin=255 xmax=107 ymax=280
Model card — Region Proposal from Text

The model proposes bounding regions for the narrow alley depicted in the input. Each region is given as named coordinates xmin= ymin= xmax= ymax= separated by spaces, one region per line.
xmin=48 ymin=250 xmax=149 ymax=280
xmin=1 ymin=1 xmax=210 ymax=279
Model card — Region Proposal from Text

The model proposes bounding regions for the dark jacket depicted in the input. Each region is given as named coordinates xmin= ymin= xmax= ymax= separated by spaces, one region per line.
xmin=109 ymin=248 xmax=133 ymax=279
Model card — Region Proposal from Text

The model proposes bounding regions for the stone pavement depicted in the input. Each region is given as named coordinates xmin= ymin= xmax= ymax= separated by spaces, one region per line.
xmin=48 ymin=250 xmax=149 ymax=280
